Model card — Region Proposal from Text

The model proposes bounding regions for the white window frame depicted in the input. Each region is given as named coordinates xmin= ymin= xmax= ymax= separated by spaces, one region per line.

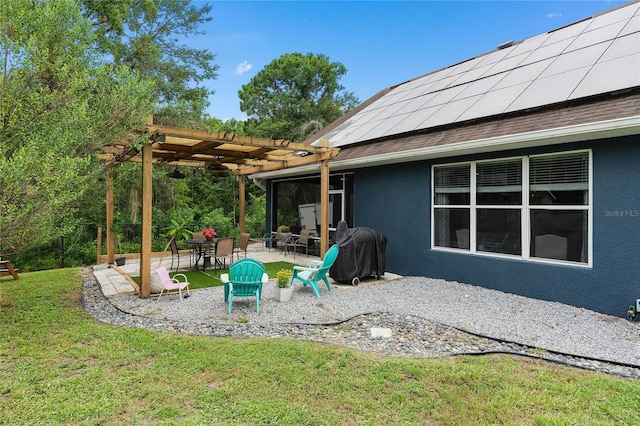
xmin=431 ymin=149 xmax=592 ymax=267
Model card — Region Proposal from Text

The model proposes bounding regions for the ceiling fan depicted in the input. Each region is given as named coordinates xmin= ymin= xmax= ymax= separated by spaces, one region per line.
xmin=167 ymin=167 xmax=186 ymax=179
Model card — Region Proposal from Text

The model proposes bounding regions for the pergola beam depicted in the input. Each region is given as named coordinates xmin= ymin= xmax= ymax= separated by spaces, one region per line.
xmin=145 ymin=124 xmax=317 ymax=153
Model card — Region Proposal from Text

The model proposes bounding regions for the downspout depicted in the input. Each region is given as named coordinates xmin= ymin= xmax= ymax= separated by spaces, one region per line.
xmin=251 ymin=177 xmax=266 ymax=191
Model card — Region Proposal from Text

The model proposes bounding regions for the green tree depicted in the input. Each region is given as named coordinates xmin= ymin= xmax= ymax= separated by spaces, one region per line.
xmin=238 ymin=52 xmax=359 ymax=141
xmin=245 ymin=192 xmax=267 ymax=238
xmin=82 ymin=0 xmax=219 ymax=117
xmin=0 ymin=0 xmax=154 ymax=260
xmin=204 ymin=117 xmax=248 ymax=136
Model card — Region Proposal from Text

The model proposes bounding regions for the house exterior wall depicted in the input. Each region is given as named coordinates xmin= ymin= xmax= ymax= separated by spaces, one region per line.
xmin=352 ymin=135 xmax=640 ymax=317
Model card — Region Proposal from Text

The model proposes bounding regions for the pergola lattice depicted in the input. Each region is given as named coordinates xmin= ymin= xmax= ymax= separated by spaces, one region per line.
xmin=99 ymin=122 xmax=339 ymax=297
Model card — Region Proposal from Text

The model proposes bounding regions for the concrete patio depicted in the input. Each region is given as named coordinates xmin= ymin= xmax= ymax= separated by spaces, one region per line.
xmin=93 ymin=241 xmax=400 ymax=297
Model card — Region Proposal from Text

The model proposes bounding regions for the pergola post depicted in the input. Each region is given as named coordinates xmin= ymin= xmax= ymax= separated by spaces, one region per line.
xmin=140 ymin=142 xmax=153 ymax=297
xmin=106 ymin=167 xmax=114 ymax=265
xmin=96 ymin=226 xmax=103 ymax=265
xmin=238 ymin=174 xmax=246 ymax=234
xmin=320 ymin=140 xmax=330 ymax=258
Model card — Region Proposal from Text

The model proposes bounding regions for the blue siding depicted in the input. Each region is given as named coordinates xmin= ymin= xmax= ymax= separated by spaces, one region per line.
xmin=354 ymin=163 xmax=431 ymax=275
xmin=353 ymin=136 xmax=640 ymax=317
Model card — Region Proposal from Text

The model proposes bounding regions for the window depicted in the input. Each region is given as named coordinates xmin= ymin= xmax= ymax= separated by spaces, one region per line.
xmin=433 ymin=164 xmax=470 ymax=249
xmin=476 ymin=159 xmax=522 ymax=255
xmin=529 ymin=152 xmax=589 ymax=262
xmin=432 ymin=150 xmax=590 ymax=265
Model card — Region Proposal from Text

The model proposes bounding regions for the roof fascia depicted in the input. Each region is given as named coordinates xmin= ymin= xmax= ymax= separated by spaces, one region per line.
xmin=252 ymin=115 xmax=640 ymax=179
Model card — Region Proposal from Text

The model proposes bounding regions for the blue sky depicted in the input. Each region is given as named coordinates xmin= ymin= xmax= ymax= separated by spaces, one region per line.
xmin=192 ymin=1 xmax=629 ymax=120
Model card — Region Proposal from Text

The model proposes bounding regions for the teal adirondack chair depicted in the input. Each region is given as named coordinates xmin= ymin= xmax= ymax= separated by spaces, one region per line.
xmin=222 ymin=258 xmax=265 ymax=313
xmin=290 ymin=244 xmax=339 ymax=297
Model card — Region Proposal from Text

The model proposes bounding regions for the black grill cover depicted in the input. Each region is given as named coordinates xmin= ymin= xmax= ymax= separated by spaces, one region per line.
xmin=330 ymin=221 xmax=387 ymax=284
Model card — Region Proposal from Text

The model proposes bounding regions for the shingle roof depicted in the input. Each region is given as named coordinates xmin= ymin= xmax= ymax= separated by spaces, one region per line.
xmin=334 ymin=89 xmax=640 ymax=163
xmin=309 ymin=1 xmax=640 ymax=157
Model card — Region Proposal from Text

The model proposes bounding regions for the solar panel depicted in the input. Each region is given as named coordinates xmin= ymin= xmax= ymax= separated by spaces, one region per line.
xmin=585 ymin=2 xmax=639 ymax=30
xmin=445 ymin=56 xmax=486 ymax=79
xmin=502 ymin=33 xmax=549 ymax=59
xmin=376 ymin=109 xmax=431 ymax=136
xmin=394 ymin=93 xmax=439 ymax=116
xmin=310 ymin=2 xmax=640 ymax=148
xmin=481 ymin=53 xmax=529 ymax=78
xmin=371 ymin=100 xmax=415 ymax=122
xmin=539 ymin=43 xmax=610 ymax=78
xmin=356 ymin=113 xmax=411 ymax=142
xmin=619 ymin=14 xmax=639 ymax=37
xmin=452 ymin=73 xmax=505 ymax=101
xmin=506 ymin=67 xmax=592 ymax=112
xmin=457 ymin=83 xmax=530 ymax=122
xmin=491 ymin=58 xmax=553 ymax=90
xmin=598 ymin=32 xmax=640 ymax=62
xmin=415 ymin=96 xmax=483 ymax=129
xmin=519 ymin=38 xmax=575 ymax=66
xmin=541 ymin=19 xmax=591 ymax=46
xmin=448 ymin=63 xmax=495 ymax=87
xmin=566 ymin=20 xmax=627 ymax=52
xmin=331 ymin=124 xmax=366 ymax=147
xmin=383 ymin=106 xmax=441 ymax=136
xmin=570 ymin=54 xmax=640 ymax=99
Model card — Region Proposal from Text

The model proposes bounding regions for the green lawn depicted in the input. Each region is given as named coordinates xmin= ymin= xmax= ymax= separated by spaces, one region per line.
xmin=132 ymin=261 xmax=297 ymax=290
xmin=2 ymin=269 xmax=640 ymax=424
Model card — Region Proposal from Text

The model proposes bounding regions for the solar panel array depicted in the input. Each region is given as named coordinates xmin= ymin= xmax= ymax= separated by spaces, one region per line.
xmin=313 ymin=2 xmax=640 ymax=148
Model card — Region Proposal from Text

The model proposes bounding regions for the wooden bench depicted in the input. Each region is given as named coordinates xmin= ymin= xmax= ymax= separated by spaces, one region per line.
xmin=0 ymin=260 xmax=19 ymax=280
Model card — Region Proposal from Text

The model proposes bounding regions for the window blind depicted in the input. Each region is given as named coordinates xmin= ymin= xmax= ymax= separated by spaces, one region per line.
xmin=530 ymin=152 xmax=588 ymax=191
xmin=477 ymin=159 xmax=522 ymax=193
xmin=434 ymin=164 xmax=470 ymax=193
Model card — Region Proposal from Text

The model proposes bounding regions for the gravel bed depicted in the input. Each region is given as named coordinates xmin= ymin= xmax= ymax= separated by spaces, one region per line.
xmin=83 ymin=268 xmax=640 ymax=379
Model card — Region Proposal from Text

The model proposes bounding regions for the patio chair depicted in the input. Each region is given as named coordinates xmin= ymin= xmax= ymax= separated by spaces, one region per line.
xmin=262 ymin=231 xmax=278 ymax=252
xmin=455 ymin=229 xmax=470 ymax=249
xmin=285 ymin=229 xmax=311 ymax=258
xmin=290 ymin=244 xmax=339 ymax=297
xmin=535 ymin=234 xmax=568 ymax=260
xmin=232 ymin=232 xmax=250 ymax=262
xmin=480 ymin=232 xmax=509 ymax=253
xmin=214 ymin=237 xmax=235 ymax=270
xmin=155 ymin=266 xmax=190 ymax=302
xmin=222 ymin=258 xmax=265 ymax=313
xmin=169 ymin=238 xmax=182 ymax=271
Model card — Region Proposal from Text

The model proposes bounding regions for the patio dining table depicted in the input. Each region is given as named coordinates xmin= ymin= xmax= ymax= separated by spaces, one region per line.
xmin=185 ymin=238 xmax=217 ymax=271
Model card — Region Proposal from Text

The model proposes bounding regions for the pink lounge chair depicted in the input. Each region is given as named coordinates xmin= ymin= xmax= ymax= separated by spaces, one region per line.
xmin=155 ymin=266 xmax=191 ymax=302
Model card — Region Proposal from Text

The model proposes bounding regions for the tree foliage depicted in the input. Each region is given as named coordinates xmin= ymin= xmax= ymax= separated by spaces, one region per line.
xmin=0 ymin=0 xmax=154 ymax=256
xmin=204 ymin=117 xmax=248 ymax=136
xmin=238 ymin=52 xmax=359 ymax=141
xmin=82 ymin=0 xmax=219 ymax=116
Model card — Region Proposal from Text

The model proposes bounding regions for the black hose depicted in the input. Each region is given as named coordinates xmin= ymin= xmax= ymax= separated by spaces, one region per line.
xmin=287 ymin=311 xmax=640 ymax=374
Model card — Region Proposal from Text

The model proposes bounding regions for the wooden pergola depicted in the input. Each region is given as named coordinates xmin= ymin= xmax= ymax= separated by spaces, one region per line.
xmin=98 ymin=122 xmax=339 ymax=297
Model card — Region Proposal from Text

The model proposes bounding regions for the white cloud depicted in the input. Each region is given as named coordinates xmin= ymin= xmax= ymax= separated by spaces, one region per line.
xmin=546 ymin=12 xmax=563 ymax=19
xmin=236 ymin=60 xmax=252 ymax=75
